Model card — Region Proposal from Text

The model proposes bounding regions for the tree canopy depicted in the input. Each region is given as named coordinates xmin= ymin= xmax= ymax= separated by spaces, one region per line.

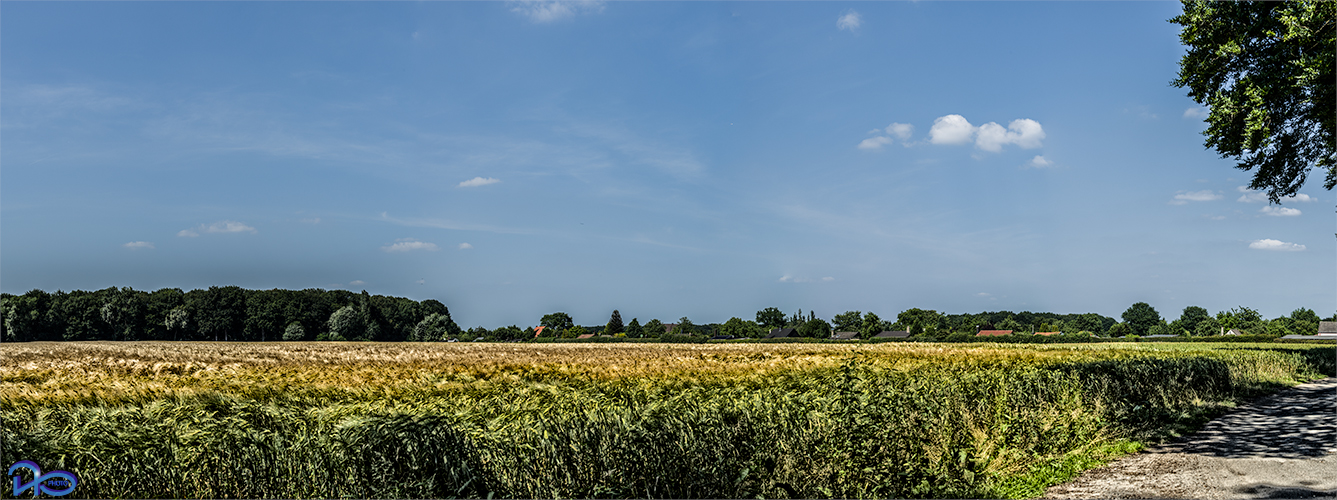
xmin=1171 ymin=0 xmax=1336 ymax=201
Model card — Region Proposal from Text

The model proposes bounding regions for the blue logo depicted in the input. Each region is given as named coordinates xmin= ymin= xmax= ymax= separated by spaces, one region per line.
xmin=8 ymin=461 xmax=77 ymax=498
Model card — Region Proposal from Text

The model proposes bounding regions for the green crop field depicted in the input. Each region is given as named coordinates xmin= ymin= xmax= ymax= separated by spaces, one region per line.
xmin=2 ymin=341 xmax=1332 ymax=499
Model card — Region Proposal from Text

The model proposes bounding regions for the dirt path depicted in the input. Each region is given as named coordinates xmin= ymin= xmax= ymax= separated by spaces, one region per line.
xmin=1045 ymin=377 xmax=1337 ymax=499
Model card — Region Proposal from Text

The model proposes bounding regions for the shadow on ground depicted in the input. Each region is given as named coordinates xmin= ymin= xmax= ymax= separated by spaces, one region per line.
xmin=1146 ymin=380 xmax=1336 ymax=459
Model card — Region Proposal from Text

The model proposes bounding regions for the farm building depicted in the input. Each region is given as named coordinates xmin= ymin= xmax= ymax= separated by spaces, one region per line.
xmin=830 ymin=331 xmax=860 ymax=340
xmin=1034 ymin=331 xmax=1061 ymax=336
xmin=1319 ymin=321 xmax=1337 ymax=336
xmin=576 ymin=333 xmax=595 ymax=339
xmin=874 ymin=331 xmax=910 ymax=339
xmin=977 ymin=330 xmax=1012 ymax=337
xmin=766 ymin=328 xmax=799 ymax=338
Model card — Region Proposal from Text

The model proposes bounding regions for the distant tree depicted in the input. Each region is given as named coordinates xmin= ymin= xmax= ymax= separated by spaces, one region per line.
xmin=1121 ymin=302 xmax=1162 ymax=336
xmin=625 ymin=318 xmax=643 ymax=338
xmin=412 ymin=313 xmax=459 ymax=341
xmin=605 ymin=310 xmax=624 ymax=335
xmin=541 ymin=312 xmax=574 ymax=333
xmin=283 ymin=322 xmax=305 ymax=341
xmin=1069 ymin=313 xmax=1104 ymax=334
xmin=565 ymin=325 xmax=588 ymax=339
xmin=897 ymin=308 xmax=945 ymax=336
xmin=997 ymin=316 xmax=1022 ymax=332
xmin=671 ymin=317 xmax=696 ymax=336
xmin=466 ymin=326 xmax=490 ymax=341
xmin=1108 ymin=322 xmax=1131 ymax=337
xmin=797 ymin=318 xmax=832 ymax=338
xmin=1147 ymin=321 xmax=1173 ymax=336
xmin=756 ymin=307 xmax=786 ymax=329
xmin=1195 ymin=316 xmax=1223 ymax=336
xmin=642 ymin=319 xmax=664 ymax=338
xmin=1289 ymin=308 xmax=1321 ymax=334
xmin=832 ymin=310 xmax=863 ymax=332
xmin=719 ymin=317 xmax=750 ymax=338
xmin=859 ymin=312 xmax=883 ymax=339
xmin=1178 ymin=306 xmax=1211 ymax=335
xmin=327 ymin=305 xmax=364 ymax=341
xmin=1171 ymin=1 xmax=1335 ymax=202
xmin=494 ymin=325 xmax=525 ymax=341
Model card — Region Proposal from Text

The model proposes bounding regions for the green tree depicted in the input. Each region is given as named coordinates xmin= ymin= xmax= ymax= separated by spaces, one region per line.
xmin=605 ymin=310 xmax=624 ymax=335
xmin=642 ymin=319 xmax=664 ymax=338
xmin=997 ymin=316 xmax=1022 ymax=332
xmin=859 ymin=312 xmax=883 ymax=339
xmin=565 ymin=325 xmax=587 ymax=339
xmin=282 ymin=322 xmax=305 ymax=341
xmin=1108 ymin=322 xmax=1131 ymax=337
xmin=1171 ymin=1 xmax=1336 ymax=201
xmin=671 ymin=317 xmax=696 ymax=336
xmin=540 ymin=312 xmax=574 ymax=333
xmin=1289 ymin=307 xmax=1321 ymax=334
xmin=625 ymin=318 xmax=642 ymax=338
xmin=719 ymin=317 xmax=759 ymax=338
xmin=1178 ymin=306 xmax=1211 ymax=335
xmin=897 ymin=308 xmax=945 ymax=336
xmin=412 ymin=313 xmax=459 ymax=341
xmin=832 ymin=310 xmax=863 ymax=332
xmin=1121 ymin=302 xmax=1162 ymax=336
xmin=797 ymin=318 xmax=832 ymax=338
xmin=327 ymin=305 xmax=364 ymax=341
xmin=1195 ymin=316 xmax=1223 ymax=336
xmin=756 ymin=307 xmax=786 ymax=329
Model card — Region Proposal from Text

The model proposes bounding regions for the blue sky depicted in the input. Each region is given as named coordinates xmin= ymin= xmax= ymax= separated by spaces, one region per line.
xmin=2 ymin=1 xmax=1331 ymax=328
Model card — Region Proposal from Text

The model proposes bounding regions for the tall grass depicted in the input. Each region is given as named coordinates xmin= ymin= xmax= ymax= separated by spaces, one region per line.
xmin=1 ymin=342 xmax=1332 ymax=498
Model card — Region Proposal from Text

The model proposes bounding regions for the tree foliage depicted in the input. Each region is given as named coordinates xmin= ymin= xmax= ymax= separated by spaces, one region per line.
xmin=605 ymin=310 xmax=624 ymax=335
xmin=540 ymin=312 xmax=574 ymax=333
xmin=1171 ymin=0 xmax=1336 ymax=201
xmin=755 ymin=307 xmax=785 ymax=329
xmin=1121 ymin=302 xmax=1162 ymax=336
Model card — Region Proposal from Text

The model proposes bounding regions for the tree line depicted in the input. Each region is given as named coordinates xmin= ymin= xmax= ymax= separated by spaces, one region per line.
xmin=2 ymin=287 xmax=1330 ymax=343
xmin=0 ymin=287 xmax=462 ymax=343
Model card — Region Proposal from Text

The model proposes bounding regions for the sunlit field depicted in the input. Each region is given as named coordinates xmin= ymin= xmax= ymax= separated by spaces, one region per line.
xmin=2 ymin=341 xmax=1332 ymax=499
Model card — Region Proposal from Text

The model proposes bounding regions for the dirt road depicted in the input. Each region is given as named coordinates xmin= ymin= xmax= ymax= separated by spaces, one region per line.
xmin=1045 ymin=377 xmax=1337 ymax=499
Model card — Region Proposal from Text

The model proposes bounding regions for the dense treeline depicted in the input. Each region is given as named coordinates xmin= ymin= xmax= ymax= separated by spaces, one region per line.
xmin=0 ymin=287 xmax=461 ymax=343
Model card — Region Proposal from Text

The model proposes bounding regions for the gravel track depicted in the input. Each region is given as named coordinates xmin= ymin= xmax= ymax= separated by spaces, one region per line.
xmin=1045 ymin=377 xmax=1337 ymax=499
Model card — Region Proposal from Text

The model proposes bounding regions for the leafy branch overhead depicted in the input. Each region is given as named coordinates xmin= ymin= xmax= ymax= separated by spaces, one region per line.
xmin=1171 ymin=0 xmax=1335 ymax=202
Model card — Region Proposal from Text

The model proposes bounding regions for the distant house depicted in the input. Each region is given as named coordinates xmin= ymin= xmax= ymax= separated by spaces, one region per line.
xmin=977 ymin=330 xmax=1012 ymax=337
xmin=830 ymin=331 xmax=860 ymax=340
xmin=874 ymin=331 xmax=910 ymax=339
xmin=766 ymin=328 xmax=799 ymax=338
xmin=1034 ymin=331 xmax=1061 ymax=336
xmin=532 ymin=326 xmax=548 ymax=338
xmin=1143 ymin=334 xmax=1178 ymax=338
xmin=1318 ymin=321 xmax=1337 ymax=336
xmin=1225 ymin=329 xmax=1243 ymax=336
xmin=663 ymin=323 xmax=679 ymax=335
xmin=576 ymin=333 xmax=595 ymax=339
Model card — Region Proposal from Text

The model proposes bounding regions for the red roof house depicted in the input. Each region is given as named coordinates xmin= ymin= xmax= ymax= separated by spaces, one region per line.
xmin=976 ymin=330 xmax=1013 ymax=336
xmin=1034 ymin=331 xmax=1061 ymax=336
xmin=532 ymin=326 xmax=547 ymax=338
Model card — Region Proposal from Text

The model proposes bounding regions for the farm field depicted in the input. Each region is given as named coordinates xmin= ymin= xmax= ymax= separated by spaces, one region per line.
xmin=2 ymin=341 xmax=1333 ymax=499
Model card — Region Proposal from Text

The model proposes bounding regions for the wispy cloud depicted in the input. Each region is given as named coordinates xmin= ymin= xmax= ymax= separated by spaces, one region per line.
xmin=509 ymin=1 xmax=604 ymax=23
xmin=1025 ymin=155 xmax=1053 ymax=168
xmin=349 ymin=280 xmax=366 ymax=286
xmin=178 ymin=220 xmax=256 ymax=237
xmin=837 ymin=10 xmax=861 ymax=31
xmin=1236 ymin=186 xmax=1316 ymax=204
xmin=123 ymin=241 xmax=154 ymax=250
xmin=1183 ymin=107 xmax=1208 ymax=119
xmin=381 ymin=238 xmax=440 ymax=252
xmin=458 ymin=176 xmax=501 ymax=188
xmin=458 ymin=243 xmax=474 ymax=250
xmin=857 ymin=123 xmax=913 ymax=151
xmin=857 ymin=136 xmax=893 ymax=151
xmin=1249 ymin=239 xmax=1305 ymax=251
xmin=1169 ymin=190 xmax=1221 ymax=205
xmin=379 ymin=212 xmax=538 ymax=236
xmin=1260 ymin=206 xmax=1301 ymax=217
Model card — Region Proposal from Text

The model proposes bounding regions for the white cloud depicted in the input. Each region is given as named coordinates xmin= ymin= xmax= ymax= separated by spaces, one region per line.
xmin=1236 ymin=186 xmax=1316 ymax=203
xmin=929 ymin=114 xmax=976 ymax=145
xmin=885 ymin=123 xmax=913 ymax=140
xmin=180 ymin=220 xmax=256 ymax=236
xmin=837 ymin=10 xmax=861 ymax=31
xmin=1183 ymin=107 xmax=1208 ymax=119
xmin=458 ymin=243 xmax=473 ymax=250
xmin=1170 ymin=190 xmax=1222 ymax=205
xmin=458 ymin=176 xmax=501 ymax=188
xmin=1249 ymin=239 xmax=1305 ymax=251
xmin=821 ymin=276 xmax=835 ymax=282
xmin=857 ymin=136 xmax=893 ymax=151
xmin=509 ymin=1 xmax=604 ymax=23
xmin=349 ymin=280 xmax=366 ymax=286
xmin=975 ymin=119 xmax=1045 ymax=152
xmin=778 ymin=275 xmax=794 ymax=282
xmin=123 ymin=241 xmax=154 ymax=250
xmin=1260 ymin=206 xmax=1301 ymax=217
xmin=381 ymin=238 xmax=440 ymax=252
xmin=927 ymin=115 xmax=1044 ymax=151
xmin=300 ymin=217 xmax=321 ymax=224
xmin=1025 ymin=155 xmax=1053 ymax=168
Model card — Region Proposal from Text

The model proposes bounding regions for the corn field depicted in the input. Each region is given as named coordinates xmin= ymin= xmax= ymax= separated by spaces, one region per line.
xmin=2 ymin=341 xmax=1332 ymax=499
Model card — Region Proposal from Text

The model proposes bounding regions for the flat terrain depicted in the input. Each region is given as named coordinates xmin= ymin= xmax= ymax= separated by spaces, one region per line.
xmin=1045 ymin=377 xmax=1337 ymax=499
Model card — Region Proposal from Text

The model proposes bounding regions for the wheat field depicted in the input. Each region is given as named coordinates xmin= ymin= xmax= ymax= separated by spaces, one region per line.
xmin=2 ymin=341 xmax=1332 ymax=499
